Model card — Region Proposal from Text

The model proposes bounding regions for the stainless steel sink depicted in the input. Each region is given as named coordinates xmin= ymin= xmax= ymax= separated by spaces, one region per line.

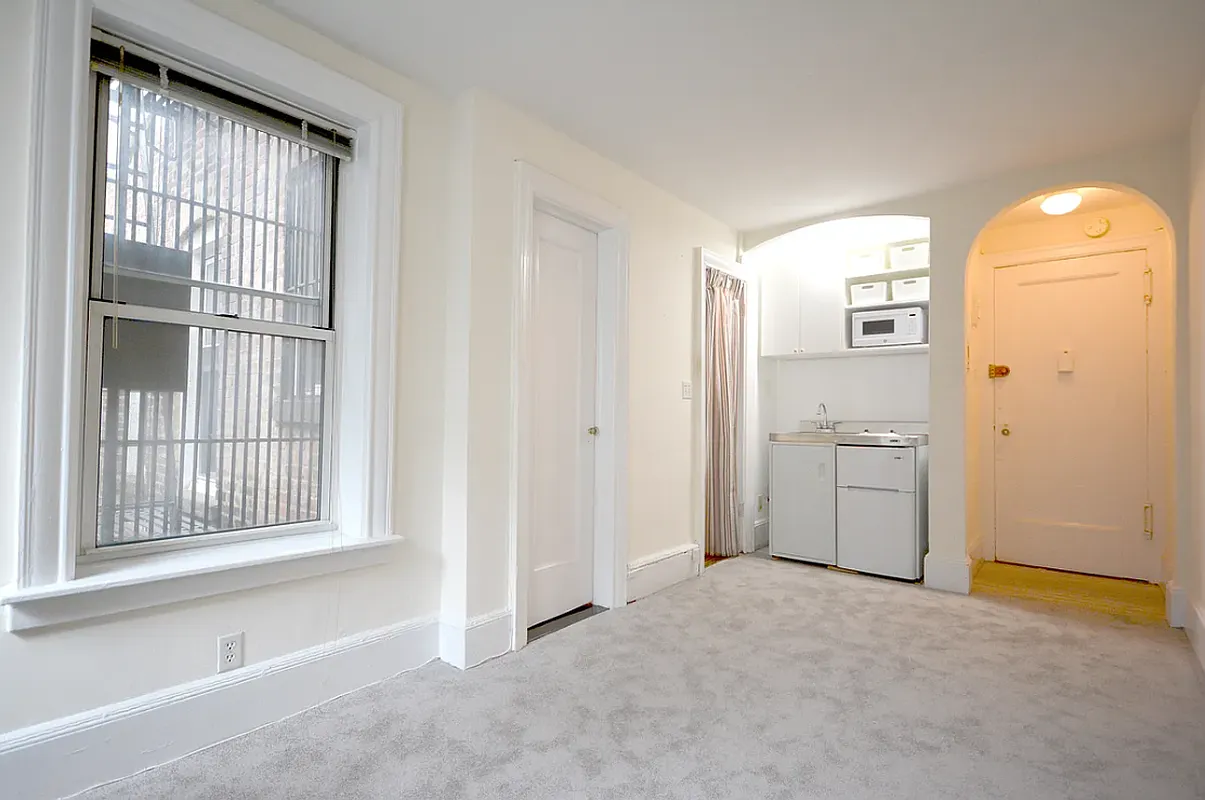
xmin=770 ymin=431 xmax=928 ymax=447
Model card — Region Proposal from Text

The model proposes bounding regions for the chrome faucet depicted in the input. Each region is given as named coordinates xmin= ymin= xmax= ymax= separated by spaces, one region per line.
xmin=815 ymin=403 xmax=835 ymax=433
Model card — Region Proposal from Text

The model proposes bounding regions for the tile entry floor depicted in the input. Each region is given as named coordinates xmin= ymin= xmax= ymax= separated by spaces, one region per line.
xmin=972 ymin=560 xmax=1167 ymax=626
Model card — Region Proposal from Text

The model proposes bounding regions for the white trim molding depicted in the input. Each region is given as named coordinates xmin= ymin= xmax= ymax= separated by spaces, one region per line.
xmin=10 ymin=0 xmax=405 ymax=619
xmin=509 ymin=162 xmax=630 ymax=651
xmin=2 ymin=534 xmax=402 ymax=632
xmin=0 ymin=615 xmax=439 ymax=800
xmin=1165 ymin=580 xmax=1187 ymax=629
xmin=19 ymin=0 xmax=92 ymax=590
xmin=626 ymin=543 xmax=700 ymax=602
xmin=753 ymin=518 xmax=769 ymax=551
xmin=1188 ymin=603 xmax=1205 ymax=677
xmin=923 ymin=552 xmax=973 ymax=594
xmin=440 ymin=609 xmax=513 ymax=670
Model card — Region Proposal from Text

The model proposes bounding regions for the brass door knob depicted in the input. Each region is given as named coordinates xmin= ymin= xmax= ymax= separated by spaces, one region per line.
xmin=587 ymin=426 xmax=599 ymax=436
xmin=1001 ymin=425 xmax=1011 ymax=436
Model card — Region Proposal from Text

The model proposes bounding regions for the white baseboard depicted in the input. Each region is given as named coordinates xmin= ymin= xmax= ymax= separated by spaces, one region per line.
xmin=0 ymin=615 xmax=439 ymax=800
xmin=753 ymin=519 xmax=769 ymax=551
xmin=967 ymin=535 xmax=983 ymax=567
xmin=627 ymin=543 xmax=699 ymax=602
xmin=1166 ymin=581 xmax=1187 ymax=629
xmin=439 ymin=609 xmax=512 ymax=670
xmin=1186 ymin=602 xmax=1205 ymax=676
xmin=923 ymin=552 xmax=972 ymax=595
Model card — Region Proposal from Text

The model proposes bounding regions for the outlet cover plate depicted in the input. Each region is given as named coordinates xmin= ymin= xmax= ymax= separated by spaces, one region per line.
xmin=218 ymin=631 xmax=244 ymax=673
xmin=681 ymin=381 xmax=693 ymax=400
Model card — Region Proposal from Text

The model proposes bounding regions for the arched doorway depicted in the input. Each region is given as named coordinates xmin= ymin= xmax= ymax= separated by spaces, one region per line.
xmin=964 ymin=186 xmax=1176 ymax=615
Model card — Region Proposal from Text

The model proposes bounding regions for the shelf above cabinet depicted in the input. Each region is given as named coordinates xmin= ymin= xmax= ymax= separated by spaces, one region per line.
xmin=767 ymin=344 xmax=929 ymax=360
xmin=846 ymin=298 xmax=930 ymax=312
xmin=845 ymin=266 xmax=930 ymax=284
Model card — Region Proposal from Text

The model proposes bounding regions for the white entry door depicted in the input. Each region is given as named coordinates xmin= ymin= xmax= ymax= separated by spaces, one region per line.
xmin=993 ymin=249 xmax=1153 ymax=580
xmin=527 ymin=210 xmax=598 ymax=627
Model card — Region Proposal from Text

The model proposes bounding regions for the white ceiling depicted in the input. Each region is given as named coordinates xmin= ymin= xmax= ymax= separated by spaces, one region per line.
xmin=261 ymin=0 xmax=1205 ymax=232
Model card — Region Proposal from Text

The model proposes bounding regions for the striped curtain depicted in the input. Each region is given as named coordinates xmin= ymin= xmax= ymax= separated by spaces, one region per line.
xmin=705 ymin=269 xmax=746 ymax=557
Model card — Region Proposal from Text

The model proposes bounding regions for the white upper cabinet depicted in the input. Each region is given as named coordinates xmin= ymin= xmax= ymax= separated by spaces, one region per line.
xmin=760 ymin=262 xmax=802 ymax=357
xmin=798 ymin=264 xmax=847 ymax=353
xmin=759 ymin=259 xmax=845 ymax=356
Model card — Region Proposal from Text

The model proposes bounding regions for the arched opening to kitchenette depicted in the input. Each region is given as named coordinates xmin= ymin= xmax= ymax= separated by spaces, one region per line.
xmin=738 ymin=215 xmax=932 ymax=582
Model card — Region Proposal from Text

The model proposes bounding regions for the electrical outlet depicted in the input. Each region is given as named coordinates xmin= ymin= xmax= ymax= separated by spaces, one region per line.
xmin=217 ymin=632 xmax=244 ymax=673
xmin=681 ymin=381 xmax=693 ymax=400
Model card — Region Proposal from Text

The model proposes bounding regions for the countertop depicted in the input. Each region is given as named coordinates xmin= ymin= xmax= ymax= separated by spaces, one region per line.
xmin=770 ymin=431 xmax=929 ymax=447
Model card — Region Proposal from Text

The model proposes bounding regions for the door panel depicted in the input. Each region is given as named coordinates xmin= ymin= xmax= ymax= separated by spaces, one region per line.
xmin=836 ymin=487 xmax=918 ymax=580
xmin=837 ymin=445 xmax=916 ymax=491
xmin=769 ymin=444 xmax=836 ymax=564
xmin=528 ymin=211 xmax=598 ymax=627
xmin=993 ymin=249 xmax=1152 ymax=580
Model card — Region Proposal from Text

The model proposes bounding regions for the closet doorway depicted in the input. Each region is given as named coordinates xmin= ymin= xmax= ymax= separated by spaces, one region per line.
xmin=697 ymin=249 xmax=755 ymax=564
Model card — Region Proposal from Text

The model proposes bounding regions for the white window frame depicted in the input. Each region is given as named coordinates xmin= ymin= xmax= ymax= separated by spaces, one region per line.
xmin=2 ymin=0 xmax=404 ymax=631
xmin=78 ymin=66 xmax=340 ymax=561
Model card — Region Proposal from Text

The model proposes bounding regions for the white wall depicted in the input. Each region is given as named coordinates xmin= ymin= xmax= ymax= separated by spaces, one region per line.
xmin=454 ymin=91 xmax=737 ymax=619
xmin=745 ymin=137 xmax=1191 ymax=592
xmin=1188 ymin=82 xmax=1205 ymax=664
xmin=771 ymin=355 xmax=929 ymax=432
xmin=0 ymin=0 xmax=452 ymax=734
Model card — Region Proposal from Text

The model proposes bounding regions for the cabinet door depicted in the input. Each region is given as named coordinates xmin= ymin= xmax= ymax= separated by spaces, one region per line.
xmin=797 ymin=265 xmax=847 ymax=354
xmin=770 ymin=444 xmax=836 ymax=564
xmin=836 ymin=487 xmax=918 ymax=579
xmin=760 ymin=264 xmax=801 ymax=357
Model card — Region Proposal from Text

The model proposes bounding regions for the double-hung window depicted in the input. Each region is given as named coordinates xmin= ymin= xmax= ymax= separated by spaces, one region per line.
xmin=81 ymin=31 xmax=353 ymax=558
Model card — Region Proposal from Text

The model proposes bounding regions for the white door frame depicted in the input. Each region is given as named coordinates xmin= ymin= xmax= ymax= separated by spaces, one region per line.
xmin=972 ymin=233 xmax=1173 ymax=582
xmin=511 ymin=162 xmax=630 ymax=650
xmin=693 ymin=248 xmax=757 ymax=564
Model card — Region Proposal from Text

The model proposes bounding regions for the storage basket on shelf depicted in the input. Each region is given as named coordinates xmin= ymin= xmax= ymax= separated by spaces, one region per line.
xmin=891 ymin=276 xmax=929 ymax=302
xmin=847 ymin=247 xmax=886 ymax=275
xmin=849 ymin=280 xmax=888 ymax=306
xmin=888 ymin=241 xmax=929 ymax=270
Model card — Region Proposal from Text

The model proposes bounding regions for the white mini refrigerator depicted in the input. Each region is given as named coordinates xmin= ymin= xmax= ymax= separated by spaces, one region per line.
xmin=835 ymin=444 xmax=928 ymax=580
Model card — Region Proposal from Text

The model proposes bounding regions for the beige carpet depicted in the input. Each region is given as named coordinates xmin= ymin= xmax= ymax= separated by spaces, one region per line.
xmin=81 ymin=556 xmax=1205 ymax=799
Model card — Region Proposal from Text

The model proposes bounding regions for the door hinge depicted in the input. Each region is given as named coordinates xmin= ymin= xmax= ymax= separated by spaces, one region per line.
xmin=1143 ymin=503 xmax=1154 ymax=539
xmin=988 ymin=364 xmax=1011 ymax=379
xmin=1144 ymin=267 xmax=1153 ymax=306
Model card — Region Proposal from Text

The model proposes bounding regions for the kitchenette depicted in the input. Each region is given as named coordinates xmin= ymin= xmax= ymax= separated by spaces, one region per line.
xmin=743 ymin=215 xmax=931 ymax=580
xmin=769 ymin=428 xmax=928 ymax=580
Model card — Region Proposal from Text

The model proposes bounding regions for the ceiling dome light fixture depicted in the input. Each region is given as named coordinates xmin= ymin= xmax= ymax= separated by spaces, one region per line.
xmin=1040 ymin=191 xmax=1083 ymax=216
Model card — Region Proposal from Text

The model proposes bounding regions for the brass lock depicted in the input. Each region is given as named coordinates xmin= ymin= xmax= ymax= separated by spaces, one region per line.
xmin=587 ymin=426 xmax=600 ymax=436
xmin=1000 ymin=425 xmax=1011 ymax=437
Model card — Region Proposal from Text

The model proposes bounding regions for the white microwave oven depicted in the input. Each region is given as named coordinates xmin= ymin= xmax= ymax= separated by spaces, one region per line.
xmin=851 ymin=306 xmax=925 ymax=347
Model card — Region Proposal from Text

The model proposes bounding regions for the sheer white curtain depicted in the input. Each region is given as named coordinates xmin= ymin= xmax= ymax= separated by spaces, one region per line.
xmin=705 ymin=268 xmax=746 ymax=557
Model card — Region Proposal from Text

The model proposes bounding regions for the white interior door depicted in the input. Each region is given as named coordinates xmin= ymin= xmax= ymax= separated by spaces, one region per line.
xmin=528 ymin=210 xmax=598 ymax=627
xmin=993 ymin=249 xmax=1153 ymax=580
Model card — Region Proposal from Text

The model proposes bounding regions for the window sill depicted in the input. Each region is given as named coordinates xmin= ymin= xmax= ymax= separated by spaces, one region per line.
xmin=0 ymin=532 xmax=402 ymax=632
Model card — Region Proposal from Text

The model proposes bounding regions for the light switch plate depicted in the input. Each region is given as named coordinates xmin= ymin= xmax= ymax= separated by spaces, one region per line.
xmin=681 ymin=381 xmax=693 ymax=400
